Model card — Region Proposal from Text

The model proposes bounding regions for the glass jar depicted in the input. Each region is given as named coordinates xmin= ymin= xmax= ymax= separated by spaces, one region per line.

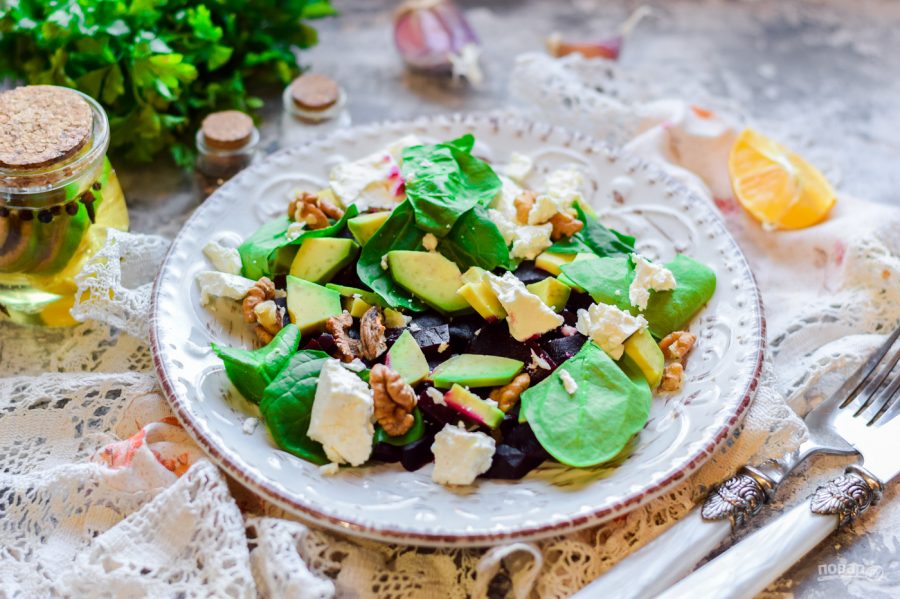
xmin=279 ymin=74 xmax=351 ymax=148
xmin=0 ymin=86 xmax=128 ymax=326
xmin=195 ymin=110 xmax=260 ymax=197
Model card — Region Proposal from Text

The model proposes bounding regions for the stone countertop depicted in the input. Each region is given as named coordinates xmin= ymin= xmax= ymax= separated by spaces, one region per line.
xmin=109 ymin=1 xmax=900 ymax=596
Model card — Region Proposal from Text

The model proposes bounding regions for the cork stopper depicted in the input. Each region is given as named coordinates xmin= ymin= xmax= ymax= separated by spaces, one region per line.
xmin=289 ymin=74 xmax=340 ymax=112
xmin=0 ymin=85 xmax=93 ymax=170
xmin=201 ymin=110 xmax=255 ymax=150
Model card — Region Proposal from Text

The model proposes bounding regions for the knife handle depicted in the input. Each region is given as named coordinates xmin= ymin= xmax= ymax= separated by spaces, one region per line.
xmin=571 ymin=467 xmax=773 ymax=599
xmin=656 ymin=466 xmax=882 ymax=599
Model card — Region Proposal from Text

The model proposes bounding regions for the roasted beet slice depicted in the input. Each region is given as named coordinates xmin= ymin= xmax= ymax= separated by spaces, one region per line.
xmin=504 ymin=422 xmax=552 ymax=464
xmin=384 ymin=327 xmax=406 ymax=345
xmin=400 ymin=435 xmax=435 ymax=471
xmin=410 ymin=313 xmax=446 ymax=329
xmin=512 ymin=261 xmax=549 ymax=285
xmin=481 ymin=444 xmax=545 ymax=480
xmin=410 ymin=324 xmax=450 ymax=355
xmin=542 ymin=333 xmax=588 ymax=366
xmin=448 ymin=314 xmax=482 ymax=353
xmin=329 ymin=264 xmax=365 ymax=289
xmin=466 ymin=322 xmax=532 ymax=362
xmin=524 ymin=344 xmax=557 ymax=383
xmin=371 ymin=442 xmax=403 ymax=463
xmin=417 ymin=384 xmax=460 ymax=426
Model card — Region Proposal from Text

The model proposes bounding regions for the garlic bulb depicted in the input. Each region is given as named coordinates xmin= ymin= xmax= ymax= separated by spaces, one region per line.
xmin=394 ymin=0 xmax=482 ymax=84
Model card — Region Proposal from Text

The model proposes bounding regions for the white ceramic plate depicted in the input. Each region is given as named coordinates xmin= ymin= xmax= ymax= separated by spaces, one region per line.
xmin=151 ymin=114 xmax=764 ymax=547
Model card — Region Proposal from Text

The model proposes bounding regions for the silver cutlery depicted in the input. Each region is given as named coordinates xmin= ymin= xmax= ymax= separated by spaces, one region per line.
xmin=658 ymin=323 xmax=900 ymax=598
xmin=573 ymin=324 xmax=900 ymax=599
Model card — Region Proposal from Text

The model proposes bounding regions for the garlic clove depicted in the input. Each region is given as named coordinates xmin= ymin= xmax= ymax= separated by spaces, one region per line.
xmin=394 ymin=0 xmax=480 ymax=74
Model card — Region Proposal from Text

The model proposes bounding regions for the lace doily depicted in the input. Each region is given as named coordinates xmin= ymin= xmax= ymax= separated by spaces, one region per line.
xmin=1 ymin=53 xmax=898 ymax=598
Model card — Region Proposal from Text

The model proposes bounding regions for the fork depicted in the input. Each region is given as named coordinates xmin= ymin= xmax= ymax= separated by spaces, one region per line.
xmin=572 ymin=324 xmax=900 ymax=599
xmin=658 ymin=324 xmax=900 ymax=598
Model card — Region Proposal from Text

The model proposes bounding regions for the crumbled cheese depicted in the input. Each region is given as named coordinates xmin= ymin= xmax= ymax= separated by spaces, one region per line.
xmin=425 ymin=386 xmax=446 ymax=406
xmin=202 ymin=241 xmax=242 ymax=275
xmin=319 ymin=462 xmax=340 ymax=476
xmin=408 ymin=322 xmax=422 ymax=332
xmin=285 ymin=221 xmax=307 ymax=241
xmin=629 ymin=253 xmax=677 ymax=311
xmin=431 ymin=424 xmax=496 ymax=486
xmin=307 ymin=359 xmax=375 ymax=466
xmin=342 ymin=358 xmax=367 ymax=373
xmin=529 ymin=167 xmax=584 ymax=225
xmin=437 ymin=342 xmax=449 ymax=354
xmin=242 ymin=417 xmax=259 ymax=435
xmin=503 ymin=152 xmax=533 ymax=184
xmin=380 ymin=254 xmax=389 ymax=271
xmin=487 ymin=208 xmax=517 ymax=244
xmin=329 ymin=136 xmax=419 ymax=211
xmin=489 ymin=176 xmax=526 ymax=222
xmin=559 ymin=369 xmax=578 ymax=395
xmin=575 ymin=302 xmax=648 ymax=360
xmin=195 ymin=271 xmax=257 ymax=306
xmin=487 ymin=272 xmax=564 ymax=341
xmin=510 ymin=223 xmax=553 ymax=260
xmin=422 ymin=233 xmax=439 ymax=252
xmin=530 ymin=348 xmax=552 ymax=371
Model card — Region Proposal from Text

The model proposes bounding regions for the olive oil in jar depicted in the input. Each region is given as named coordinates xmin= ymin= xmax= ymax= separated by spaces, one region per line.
xmin=0 ymin=85 xmax=129 ymax=326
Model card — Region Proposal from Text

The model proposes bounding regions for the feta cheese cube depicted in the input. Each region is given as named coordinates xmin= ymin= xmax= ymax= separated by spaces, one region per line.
xmin=431 ymin=424 xmax=496 ymax=486
xmin=629 ymin=253 xmax=677 ymax=311
xmin=510 ymin=223 xmax=553 ymax=260
xmin=202 ymin=241 xmax=243 ymax=275
xmin=575 ymin=302 xmax=648 ymax=360
xmin=329 ymin=136 xmax=419 ymax=212
xmin=504 ymin=152 xmax=533 ymax=183
xmin=195 ymin=271 xmax=257 ymax=306
xmin=425 ymin=386 xmax=446 ymax=406
xmin=529 ymin=167 xmax=584 ymax=225
xmin=307 ymin=359 xmax=375 ymax=466
xmin=488 ymin=272 xmax=564 ymax=341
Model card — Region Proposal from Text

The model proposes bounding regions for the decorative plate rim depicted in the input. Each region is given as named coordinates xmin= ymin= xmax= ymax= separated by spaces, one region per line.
xmin=150 ymin=112 xmax=765 ymax=547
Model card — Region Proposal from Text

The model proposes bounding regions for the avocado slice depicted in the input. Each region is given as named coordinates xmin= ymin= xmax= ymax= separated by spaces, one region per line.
xmin=526 ymin=277 xmax=571 ymax=312
xmin=348 ymin=211 xmax=391 ymax=246
xmin=326 ymin=283 xmax=385 ymax=307
xmin=386 ymin=330 xmax=429 ymax=385
xmin=342 ymin=295 xmax=372 ymax=318
xmin=289 ymin=237 xmax=359 ymax=284
xmin=620 ymin=327 xmax=665 ymax=388
xmin=534 ymin=251 xmax=577 ymax=276
xmin=286 ymin=275 xmax=343 ymax=335
xmin=431 ymin=353 xmax=525 ymax=389
xmin=444 ymin=384 xmax=504 ymax=428
xmin=386 ymin=250 xmax=471 ymax=314
xmin=458 ymin=266 xmax=506 ymax=321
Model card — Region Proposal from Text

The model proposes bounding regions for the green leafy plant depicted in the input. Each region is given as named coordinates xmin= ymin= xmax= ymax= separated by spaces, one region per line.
xmin=0 ymin=0 xmax=335 ymax=165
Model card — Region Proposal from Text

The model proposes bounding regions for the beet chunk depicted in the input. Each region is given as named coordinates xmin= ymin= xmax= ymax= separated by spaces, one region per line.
xmin=512 ymin=261 xmax=549 ymax=285
xmin=542 ymin=334 xmax=588 ymax=366
xmin=371 ymin=442 xmax=402 ymax=463
xmin=410 ymin=313 xmax=446 ymax=329
xmin=400 ymin=435 xmax=435 ymax=472
xmin=417 ymin=384 xmax=459 ymax=426
xmin=482 ymin=444 xmax=544 ymax=480
xmin=504 ymin=422 xmax=552 ymax=464
xmin=466 ymin=322 xmax=532 ymax=362
xmin=448 ymin=314 xmax=482 ymax=353
xmin=410 ymin=324 xmax=450 ymax=355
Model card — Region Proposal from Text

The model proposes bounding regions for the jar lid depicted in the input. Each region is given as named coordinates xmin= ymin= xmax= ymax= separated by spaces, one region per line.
xmin=201 ymin=110 xmax=255 ymax=150
xmin=289 ymin=74 xmax=340 ymax=112
xmin=0 ymin=85 xmax=93 ymax=170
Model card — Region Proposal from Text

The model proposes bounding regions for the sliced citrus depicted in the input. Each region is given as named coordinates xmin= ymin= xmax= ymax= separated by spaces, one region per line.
xmin=728 ymin=128 xmax=836 ymax=230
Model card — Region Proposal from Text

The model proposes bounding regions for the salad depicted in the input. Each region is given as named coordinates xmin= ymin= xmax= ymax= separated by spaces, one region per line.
xmin=196 ymin=134 xmax=716 ymax=487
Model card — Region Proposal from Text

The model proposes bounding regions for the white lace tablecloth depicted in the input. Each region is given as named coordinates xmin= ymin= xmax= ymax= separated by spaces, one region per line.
xmin=1 ymin=55 xmax=898 ymax=598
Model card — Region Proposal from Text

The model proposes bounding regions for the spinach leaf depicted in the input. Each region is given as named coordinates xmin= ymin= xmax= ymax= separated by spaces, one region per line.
xmin=401 ymin=134 xmax=502 ymax=237
xmin=211 ymin=324 xmax=301 ymax=404
xmin=356 ymin=201 xmax=426 ymax=311
xmin=238 ymin=204 xmax=359 ymax=280
xmin=520 ymin=341 xmax=651 ymax=467
xmin=438 ymin=206 xmax=511 ymax=271
xmin=549 ymin=203 xmax=635 ymax=257
xmin=373 ymin=408 xmax=425 ymax=446
xmin=560 ymin=254 xmax=717 ymax=338
xmin=258 ymin=350 xmax=332 ymax=465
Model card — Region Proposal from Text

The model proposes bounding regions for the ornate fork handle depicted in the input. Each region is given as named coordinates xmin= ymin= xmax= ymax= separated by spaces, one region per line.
xmin=701 ymin=466 xmax=776 ymax=527
xmin=810 ymin=464 xmax=883 ymax=526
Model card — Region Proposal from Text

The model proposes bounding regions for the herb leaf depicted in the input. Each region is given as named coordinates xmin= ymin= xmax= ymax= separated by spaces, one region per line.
xmin=211 ymin=324 xmax=301 ymax=404
xmin=356 ymin=201 xmax=426 ymax=311
xmin=238 ymin=204 xmax=359 ymax=280
xmin=401 ymin=134 xmax=502 ymax=237
xmin=549 ymin=203 xmax=635 ymax=257
xmin=520 ymin=341 xmax=651 ymax=467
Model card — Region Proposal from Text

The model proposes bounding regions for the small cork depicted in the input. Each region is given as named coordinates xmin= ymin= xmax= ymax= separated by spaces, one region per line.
xmin=290 ymin=74 xmax=340 ymax=112
xmin=0 ymin=85 xmax=93 ymax=170
xmin=201 ymin=110 xmax=255 ymax=150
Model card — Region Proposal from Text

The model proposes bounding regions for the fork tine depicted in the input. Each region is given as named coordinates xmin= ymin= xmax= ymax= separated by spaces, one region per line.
xmin=865 ymin=369 xmax=900 ymax=426
xmin=851 ymin=342 xmax=900 ymax=415
xmin=838 ymin=324 xmax=900 ymax=409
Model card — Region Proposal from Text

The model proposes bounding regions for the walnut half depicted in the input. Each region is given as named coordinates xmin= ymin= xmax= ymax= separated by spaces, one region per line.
xmin=549 ymin=211 xmax=584 ymax=240
xmin=370 ymin=364 xmax=416 ymax=436
xmin=325 ymin=311 xmax=360 ymax=362
xmin=488 ymin=373 xmax=531 ymax=413
xmin=360 ymin=306 xmax=387 ymax=360
xmin=658 ymin=331 xmax=697 ymax=361
xmin=288 ymin=191 xmax=344 ymax=230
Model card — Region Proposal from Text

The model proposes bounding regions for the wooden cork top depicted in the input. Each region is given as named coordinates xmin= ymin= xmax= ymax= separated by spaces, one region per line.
xmin=289 ymin=74 xmax=340 ymax=111
xmin=0 ymin=85 xmax=93 ymax=170
xmin=201 ymin=110 xmax=255 ymax=150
